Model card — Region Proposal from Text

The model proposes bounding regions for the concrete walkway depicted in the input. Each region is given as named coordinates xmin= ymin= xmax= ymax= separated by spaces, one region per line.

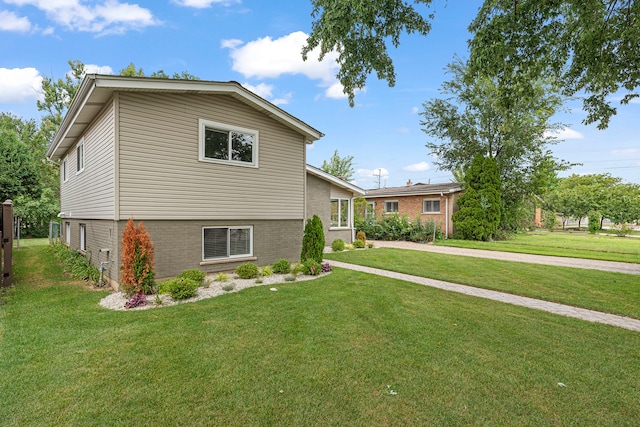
xmin=371 ymin=240 xmax=640 ymax=275
xmin=330 ymin=260 xmax=640 ymax=332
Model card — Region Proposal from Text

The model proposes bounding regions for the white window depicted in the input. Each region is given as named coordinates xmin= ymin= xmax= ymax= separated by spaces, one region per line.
xmin=330 ymin=199 xmax=349 ymax=228
xmin=199 ymin=119 xmax=258 ymax=167
xmin=79 ymin=224 xmax=86 ymax=251
xmin=65 ymin=222 xmax=71 ymax=245
xmin=423 ymin=199 xmax=441 ymax=213
xmin=76 ymin=140 xmax=84 ymax=173
xmin=203 ymin=226 xmax=253 ymax=260
xmin=62 ymin=158 xmax=68 ymax=182
xmin=366 ymin=202 xmax=375 ymax=218
xmin=384 ymin=200 xmax=398 ymax=214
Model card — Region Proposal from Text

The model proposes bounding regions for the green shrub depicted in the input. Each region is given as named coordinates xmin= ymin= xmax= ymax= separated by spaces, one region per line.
xmin=214 ymin=272 xmax=230 ymax=282
xmin=260 ymin=266 xmax=273 ymax=277
xmin=367 ymin=242 xmax=374 ymax=248
xmin=177 ymin=268 xmax=206 ymax=284
xmin=221 ymin=284 xmax=235 ymax=292
xmin=356 ymin=231 xmax=366 ymax=242
xmin=331 ymin=239 xmax=345 ymax=252
xmin=301 ymin=259 xmax=321 ymax=276
xmin=301 ymin=214 xmax=325 ymax=263
xmin=284 ymin=275 xmax=297 ymax=282
xmin=588 ymin=211 xmax=601 ymax=234
xmin=47 ymin=244 xmax=100 ymax=284
xmin=161 ymin=277 xmax=199 ymax=300
xmin=236 ymin=263 xmax=259 ymax=279
xmin=353 ymin=239 xmax=365 ymax=248
xmin=272 ymin=259 xmax=291 ymax=274
xmin=291 ymin=262 xmax=304 ymax=275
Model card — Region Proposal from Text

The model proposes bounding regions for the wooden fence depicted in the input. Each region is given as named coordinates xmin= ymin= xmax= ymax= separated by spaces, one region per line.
xmin=1 ymin=200 xmax=13 ymax=288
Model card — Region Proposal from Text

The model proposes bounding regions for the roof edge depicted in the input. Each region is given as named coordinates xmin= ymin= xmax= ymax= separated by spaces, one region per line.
xmin=306 ymin=164 xmax=365 ymax=195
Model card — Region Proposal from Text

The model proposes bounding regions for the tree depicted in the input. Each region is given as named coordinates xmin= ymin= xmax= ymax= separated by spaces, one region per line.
xmin=452 ymin=154 xmax=501 ymax=241
xmin=321 ymin=150 xmax=355 ymax=180
xmin=602 ymin=183 xmax=640 ymax=226
xmin=304 ymin=1 xmax=638 ymax=127
xmin=0 ymin=128 xmax=41 ymax=202
xmin=120 ymin=218 xmax=155 ymax=296
xmin=301 ymin=215 xmax=325 ymax=263
xmin=421 ymin=59 xmax=569 ymax=231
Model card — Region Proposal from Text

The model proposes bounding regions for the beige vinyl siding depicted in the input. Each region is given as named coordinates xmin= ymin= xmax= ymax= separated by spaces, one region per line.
xmin=60 ymin=101 xmax=116 ymax=219
xmin=118 ymin=92 xmax=305 ymax=220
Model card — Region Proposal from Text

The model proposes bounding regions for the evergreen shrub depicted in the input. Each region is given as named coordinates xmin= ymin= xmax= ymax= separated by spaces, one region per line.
xmin=301 ymin=214 xmax=325 ymax=263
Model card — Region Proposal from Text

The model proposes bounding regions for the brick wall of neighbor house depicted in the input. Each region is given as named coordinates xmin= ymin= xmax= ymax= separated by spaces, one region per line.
xmin=306 ymin=174 xmax=353 ymax=245
xmin=116 ymin=219 xmax=303 ymax=284
xmin=371 ymin=194 xmax=455 ymax=236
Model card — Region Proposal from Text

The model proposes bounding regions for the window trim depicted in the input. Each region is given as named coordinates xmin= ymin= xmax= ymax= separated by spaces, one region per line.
xmin=330 ymin=198 xmax=350 ymax=229
xmin=65 ymin=222 xmax=71 ymax=245
xmin=62 ymin=157 xmax=68 ymax=182
xmin=79 ymin=223 xmax=86 ymax=251
xmin=198 ymin=119 xmax=259 ymax=168
xmin=366 ymin=201 xmax=375 ymax=219
xmin=384 ymin=200 xmax=399 ymax=214
xmin=202 ymin=225 xmax=254 ymax=261
xmin=422 ymin=198 xmax=441 ymax=214
xmin=76 ymin=140 xmax=84 ymax=174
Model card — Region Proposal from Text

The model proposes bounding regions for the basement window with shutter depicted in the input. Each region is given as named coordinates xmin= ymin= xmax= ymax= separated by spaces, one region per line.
xmin=199 ymin=119 xmax=258 ymax=167
xmin=202 ymin=226 xmax=253 ymax=260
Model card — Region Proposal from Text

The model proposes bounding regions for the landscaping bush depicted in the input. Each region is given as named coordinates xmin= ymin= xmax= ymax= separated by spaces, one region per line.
xmin=48 ymin=244 xmax=100 ymax=283
xmin=355 ymin=214 xmax=442 ymax=242
xmin=214 ymin=272 xmax=230 ymax=282
xmin=236 ymin=263 xmax=259 ymax=279
xmin=301 ymin=259 xmax=321 ymax=276
xmin=321 ymin=262 xmax=332 ymax=273
xmin=260 ymin=266 xmax=273 ymax=277
xmin=124 ymin=292 xmax=147 ymax=309
xmin=331 ymin=239 xmax=345 ymax=252
xmin=356 ymin=230 xmax=366 ymax=243
xmin=301 ymin=214 xmax=325 ymax=263
xmin=272 ymin=259 xmax=291 ymax=274
xmin=161 ymin=277 xmax=199 ymax=300
xmin=120 ymin=218 xmax=156 ymax=296
xmin=353 ymin=239 xmax=365 ymax=249
xmin=177 ymin=269 xmax=206 ymax=284
xmin=588 ymin=211 xmax=601 ymax=234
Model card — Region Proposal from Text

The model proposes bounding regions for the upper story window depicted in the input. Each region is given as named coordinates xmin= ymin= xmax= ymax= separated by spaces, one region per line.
xmin=199 ymin=119 xmax=258 ymax=167
xmin=76 ymin=140 xmax=84 ymax=174
xmin=330 ymin=199 xmax=349 ymax=228
xmin=62 ymin=158 xmax=68 ymax=182
xmin=384 ymin=200 xmax=398 ymax=214
xmin=423 ymin=199 xmax=441 ymax=214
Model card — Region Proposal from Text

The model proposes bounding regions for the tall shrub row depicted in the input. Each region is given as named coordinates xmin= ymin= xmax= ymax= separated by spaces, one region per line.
xmin=355 ymin=214 xmax=442 ymax=242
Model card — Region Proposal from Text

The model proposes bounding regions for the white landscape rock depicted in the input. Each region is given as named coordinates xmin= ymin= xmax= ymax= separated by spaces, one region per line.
xmin=99 ymin=272 xmax=329 ymax=311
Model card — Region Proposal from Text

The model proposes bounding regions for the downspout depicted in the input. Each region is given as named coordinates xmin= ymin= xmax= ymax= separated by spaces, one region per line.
xmin=350 ymin=196 xmax=355 ymax=243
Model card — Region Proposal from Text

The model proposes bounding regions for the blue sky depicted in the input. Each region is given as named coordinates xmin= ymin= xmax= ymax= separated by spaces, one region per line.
xmin=1 ymin=0 xmax=638 ymax=189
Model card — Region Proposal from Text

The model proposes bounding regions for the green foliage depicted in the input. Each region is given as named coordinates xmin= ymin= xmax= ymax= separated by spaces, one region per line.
xmin=542 ymin=210 xmax=559 ymax=231
xmin=0 ymin=128 xmax=41 ymax=202
xmin=260 ymin=266 xmax=273 ymax=277
xmin=214 ymin=272 xmax=231 ymax=282
xmin=320 ymin=150 xmax=355 ymax=181
xmin=301 ymin=214 xmax=325 ymax=263
xmin=47 ymin=244 xmax=99 ymax=284
xmin=284 ymin=275 xmax=297 ymax=282
xmin=452 ymin=155 xmax=501 ymax=241
xmin=301 ymin=259 xmax=322 ymax=276
xmin=13 ymin=187 xmax=60 ymax=237
xmin=221 ymin=284 xmax=235 ymax=292
xmin=355 ymin=231 xmax=366 ymax=242
xmin=353 ymin=239 xmax=365 ymax=249
xmin=272 ymin=259 xmax=291 ymax=274
xmin=177 ymin=269 xmax=206 ymax=284
xmin=356 ymin=214 xmax=441 ymax=242
xmin=331 ymin=239 xmax=345 ymax=252
xmin=161 ymin=277 xmax=199 ymax=300
xmin=588 ymin=212 xmax=601 ymax=234
xmin=235 ymin=263 xmax=259 ymax=279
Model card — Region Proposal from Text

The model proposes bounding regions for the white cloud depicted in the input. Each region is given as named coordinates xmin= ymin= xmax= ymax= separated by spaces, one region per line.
xmin=403 ymin=161 xmax=430 ymax=172
xmin=0 ymin=67 xmax=43 ymax=103
xmin=357 ymin=168 xmax=389 ymax=179
xmin=4 ymin=0 xmax=160 ymax=35
xmin=222 ymin=31 xmax=344 ymax=100
xmin=0 ymin=10 xmax=31 ymax=32
xmin=544 ymin=127 xmax=584 ymax=140
xmin=84 ymin=63 xmax=114 ymax=74
xmin=241 ymin=82 xmax=291 ymax=106
xmin=172 ymin=0 xmax=237 ymax=8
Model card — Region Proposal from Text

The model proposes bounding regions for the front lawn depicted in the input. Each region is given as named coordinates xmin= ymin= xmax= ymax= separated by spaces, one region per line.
xmin=435 ymin=231 xmax=640 ymax=263
xmin=325 ymin=248 xmax=640 ymax=319
xmin=1 ymin=244 xmax=639 ymax=425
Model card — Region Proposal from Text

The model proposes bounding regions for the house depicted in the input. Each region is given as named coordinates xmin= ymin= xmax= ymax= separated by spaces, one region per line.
xmin=46 ymin=74 xmax=358 ymax=288
xmin=363 ymin=180 xmax=464 ymax=237
xmin=306 ymin=164 xmax=365 ymax=245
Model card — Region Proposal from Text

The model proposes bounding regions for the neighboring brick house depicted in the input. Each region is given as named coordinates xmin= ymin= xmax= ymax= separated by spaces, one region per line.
xmin=363 ymin=181 xmax=464 ymax=237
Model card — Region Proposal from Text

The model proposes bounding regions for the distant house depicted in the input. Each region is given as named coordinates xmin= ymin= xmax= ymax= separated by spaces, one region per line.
xmin=46 ymin=74 xmax=357 ymax=288
xmin=306 ymin=164 xmax=365 ymax=245
xmin=364 ymin=181 xmax=464 ymax=237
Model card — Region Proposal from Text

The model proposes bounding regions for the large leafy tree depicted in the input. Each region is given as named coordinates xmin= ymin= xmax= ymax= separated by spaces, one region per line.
xmin=321 ymin=150 xmax=355 ymax=180
xmin=603 ymin=183 xmax=640 ymax=225
xmin=304 ymin=0 xmax=639 ymax=127
xmin=0 ymin=128 xmax=41 ymax=203
xmin=421 ymin=59 xmax=569 ymax=230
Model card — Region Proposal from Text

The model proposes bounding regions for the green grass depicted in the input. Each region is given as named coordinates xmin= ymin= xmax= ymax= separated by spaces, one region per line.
xmin=325 ymin=248 xmax=640 ymax=319
xmin=435 ymin=231 xmax=640 ymax=263
xmin=1 ymin=245 xmax=639 ymax=426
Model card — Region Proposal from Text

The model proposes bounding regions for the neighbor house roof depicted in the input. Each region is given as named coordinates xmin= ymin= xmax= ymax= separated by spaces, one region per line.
xmin=306 ymin=164 xmax=365 ymax=195
xmin=364 ymin=182 xmax=463 ymax=198
xmin=47 ymin=74 xmax=325 ymax=160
